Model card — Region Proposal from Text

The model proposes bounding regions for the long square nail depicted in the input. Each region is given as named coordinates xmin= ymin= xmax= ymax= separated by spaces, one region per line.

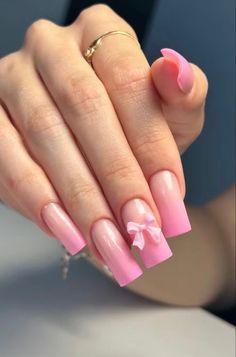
xmin=122 ymin=198 xmax=172 ymax=268
xmin=91 ymin=219 xmax=143 ymax=287
xmin=150 ymin=171 xmax=191 ymax=237
xmin=42 ymin=203 xmax=86 ymax=255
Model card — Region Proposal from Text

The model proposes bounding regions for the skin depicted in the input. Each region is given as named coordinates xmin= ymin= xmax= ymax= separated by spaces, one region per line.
xmin=1 ymin=4 xmax=231 ymax=306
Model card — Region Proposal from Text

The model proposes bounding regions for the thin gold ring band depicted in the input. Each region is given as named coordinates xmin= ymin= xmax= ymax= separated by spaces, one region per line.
xmin=84 ymin=30 xmax=140 ymax=65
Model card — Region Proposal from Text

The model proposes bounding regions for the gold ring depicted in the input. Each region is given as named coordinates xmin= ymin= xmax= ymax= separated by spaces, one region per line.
xmin=84 ymin=30 xmax=140 ymax=65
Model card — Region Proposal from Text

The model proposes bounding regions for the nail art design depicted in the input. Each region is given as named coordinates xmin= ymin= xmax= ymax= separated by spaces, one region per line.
xmin=127 ymin=213 xmax=162 ymax=250
xmin=161 ymin=48 xmax=194 ymax=93
xmin=122 ymin=199 xmax=172 ymax=268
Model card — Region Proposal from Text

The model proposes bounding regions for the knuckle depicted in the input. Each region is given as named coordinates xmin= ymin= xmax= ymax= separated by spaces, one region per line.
xmin=90 ymin=3 xmax=113 ymax=13
xmin=78 ymin=3 xmax=112 ymax=22
xmin=66 ymin=182 xmax=98 ymax=209
xmin=24 ymin=19 xmax=55 ymax=47
xmin=7 ymin=168 xmax=39 ymax=193
xmin=26 ymin=19 xmax=50 ymax=37
xmin=61 ymin=74 xmax=105 ymax=116
xmin=108 ymin=57 xmax=149 ymax=94
xmin=24 ymin=104 xmax=61 ymax=139
xmin=133 ymin=128 xmax=170 ymax=158
xmin=101 ymin=157 xmax=136 ymax=184
xmin=0 ymin=52 xmax=20 ymax=77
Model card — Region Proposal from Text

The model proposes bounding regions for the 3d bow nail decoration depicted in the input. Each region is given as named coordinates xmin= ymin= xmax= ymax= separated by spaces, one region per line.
xmin=127 ymin=213 xmax=162 ymax=250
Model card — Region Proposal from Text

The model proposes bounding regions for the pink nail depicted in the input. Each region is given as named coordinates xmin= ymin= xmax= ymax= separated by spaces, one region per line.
xmin=41 ymin=203 xmax=86 ymax=255
xmin=91 ymin=219 xmax=143 ymax=287
xmin=150 ymin=171 xmax=191 ymax=238
xmin=122 ymin=199 xmax=172 ymax=268
xmin=161 ymin=48 xmax=194 ymax=93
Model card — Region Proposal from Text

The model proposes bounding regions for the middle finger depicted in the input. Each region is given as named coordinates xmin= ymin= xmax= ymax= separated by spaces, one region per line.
xmin=78 ymin=5 xmax=191 ymax=238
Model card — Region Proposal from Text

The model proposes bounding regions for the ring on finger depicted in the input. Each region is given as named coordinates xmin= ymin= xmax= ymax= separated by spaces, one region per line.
xmin=84 ymin=30 xmax=140 ymax=65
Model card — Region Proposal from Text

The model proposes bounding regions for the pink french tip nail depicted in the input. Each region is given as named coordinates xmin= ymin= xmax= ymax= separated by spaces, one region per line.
xmin=91 ymin=219 xmax=143 ymax=287
xmin=160 ymin=48 xmax=194 ymax=93
xmin=122 ymin=199 xmax=173 ymax=268
xmin=41 ymin=203 xmax=86 ymax=256
xmin=150 ymin=171 xmax=191 ymax=238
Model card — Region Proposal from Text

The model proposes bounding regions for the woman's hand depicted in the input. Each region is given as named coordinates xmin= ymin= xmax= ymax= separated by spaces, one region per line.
xmin=0 ymin=5 xmax=207 ymax=286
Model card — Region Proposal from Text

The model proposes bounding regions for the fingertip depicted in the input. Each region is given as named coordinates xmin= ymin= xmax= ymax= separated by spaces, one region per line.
xmin=160 ymin=48 xmax=194 ymax=94
xmin=190 ymin=63 xmax=209 ymax=102
xmin=151 ymin=49 xmax=195 ymax=103
xmin=151 ymin=56 xmax=184 ymax=104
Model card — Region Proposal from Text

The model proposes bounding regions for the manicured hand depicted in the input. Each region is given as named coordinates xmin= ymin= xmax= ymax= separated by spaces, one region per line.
xmin=0 ymin=5 xmax=208 ymax=286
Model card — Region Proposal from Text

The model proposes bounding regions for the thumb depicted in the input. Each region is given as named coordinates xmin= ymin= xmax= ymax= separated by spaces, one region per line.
xmin=151 ymin=49 xmax=208 ymax=153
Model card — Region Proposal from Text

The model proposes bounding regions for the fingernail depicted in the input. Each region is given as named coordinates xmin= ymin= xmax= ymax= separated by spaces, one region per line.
xmin=41 ymin=202 xmax=86 ymax=255
xmin=161 ymin=48 xmax=194 ymax=93
xmin=122 ymin=199 xmax=172 ymax=268
xmin=150 ymin=171 xmax=191 ymax=238
xmin=91 ymin=219 xmax=143 ymax=287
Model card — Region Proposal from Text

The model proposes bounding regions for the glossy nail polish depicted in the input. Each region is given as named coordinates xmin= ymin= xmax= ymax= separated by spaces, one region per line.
xmin=150 ymin=171 xmax=191 ymax=238
xmin=91 ymin=219 xmax=143 ymax=287
xmin=161 ymin=48 xmax=194 ymax=93
xmin=122 ymin=199 xmax=172 ymax=268
xmin=41 ymin=203 xmax=86 ymax=255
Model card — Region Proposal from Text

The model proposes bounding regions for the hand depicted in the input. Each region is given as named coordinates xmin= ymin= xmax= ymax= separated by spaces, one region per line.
xmin=0 ymin=5 xmax=207 ymax=286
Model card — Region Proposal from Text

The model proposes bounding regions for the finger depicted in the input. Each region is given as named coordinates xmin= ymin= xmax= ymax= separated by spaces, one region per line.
xmin=0 ymin=182 xmax=32 ymax=220
xmin=151 ymin=49 xmax=208 ymax=153
xmin=0 ymin=53 xmax=142 ymax=286
xmin=0 ymin=102 xmax=86 ymax=255
xmin=26 ymin=20 xmax=173 ymax=268
xmin=78 ymin=5 xmax=191 ymax=238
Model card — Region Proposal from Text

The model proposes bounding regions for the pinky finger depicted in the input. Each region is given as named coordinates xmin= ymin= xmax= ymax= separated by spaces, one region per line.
xmin=0 ymin=105 xmax=86 ymax=255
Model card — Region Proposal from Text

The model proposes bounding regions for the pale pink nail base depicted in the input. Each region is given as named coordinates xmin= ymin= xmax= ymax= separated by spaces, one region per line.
xmin=150 ymin=171 xmax=191 ymax=238
xmin=139 ymin=231 xmax=173 ymax=268
xmin=91 ymin=219 xmax=143 ymax=287
xmin=161 ymin=48 xmax=194 ymax=94
xmin=122 ymin=199 xmax=172 ymax=268
xmin=41 ymin=203 xmax=86 ymax=255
